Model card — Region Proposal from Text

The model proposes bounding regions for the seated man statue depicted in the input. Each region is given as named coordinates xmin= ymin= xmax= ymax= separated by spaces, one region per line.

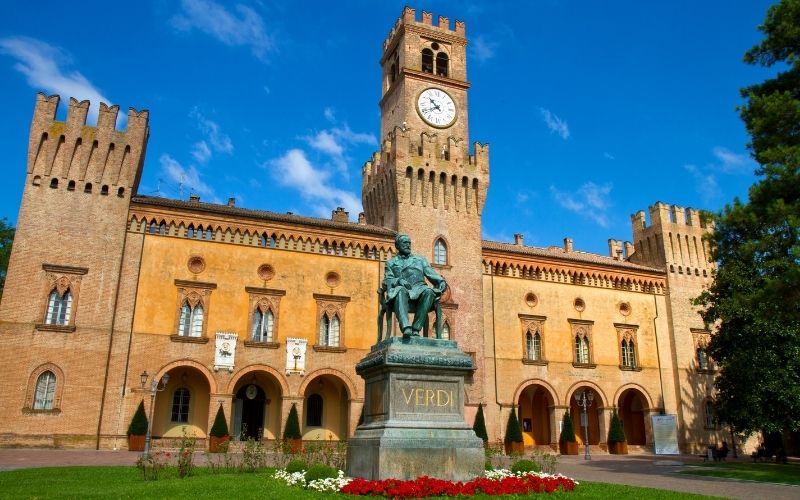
xmin=383 ymin=233 xmax=447 ymax=337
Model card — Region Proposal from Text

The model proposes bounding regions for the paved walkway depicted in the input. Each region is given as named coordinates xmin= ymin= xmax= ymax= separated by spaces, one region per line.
xmin=0 ymin=449 xmax=798 ymax=499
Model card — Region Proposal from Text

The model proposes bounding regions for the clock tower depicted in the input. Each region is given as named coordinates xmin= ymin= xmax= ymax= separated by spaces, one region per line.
xmin=362 ymin=7 xmax=489 ymax=403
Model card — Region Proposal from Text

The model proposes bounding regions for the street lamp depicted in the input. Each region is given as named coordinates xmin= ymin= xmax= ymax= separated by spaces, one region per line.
xmin=141 ymin=370 xmax=170 ymax=459
xmin=574 ymin=389 xmax=594 ymax=460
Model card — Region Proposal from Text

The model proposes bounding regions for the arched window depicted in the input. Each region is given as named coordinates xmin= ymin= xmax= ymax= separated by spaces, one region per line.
xmin=697 ymin=348 xmax=709 ymax=370
xmin=319 ymin=313 xmax=340 ymax=347
xmin=441 ymin=321 xmax=450 ymax=340
xmin=45 ymin=289 xmax=73 ymax=325
xmin=178 ymin=302 xmax=204 ymax=337
xmin=171 ymin=388 xmax=190 ymax=423
xmin=260 ymin=234 xmax=267 ymax=247
xmin=205 ymin=227 xmax=213 ymax=240
xmin=84 ymin=182 xmax=92 ymax=193
xmin=149 ymin=221 xmax=157 ymax=234
xmin=436 ymin=52 xmax=449 ymax=77
xmin=704 ymin=400 xmax=715 ymax=428
xmin=421 ymin=48 xmax=434 ymax=73
xmin=621 ymin=339 xmax=636 ymax=368
xmin=187 ymin=225 xmax=195 ymax=239
xmin=434 ymin=239 xmax=447 ymax=265
xmin=526 ymin=330 xmax=542 ymax=361
xmin=574 ymin=334 xmax=590 ymax=364
xmin=33 ymin=371 xmax=56 ymax=410
xmin=306 ymin=393 xmax=323 ymax=427
xmin=251 ymin=308 xmax=274 ymax=342
xmin=159 ymin=222 xmax=167 ymax=235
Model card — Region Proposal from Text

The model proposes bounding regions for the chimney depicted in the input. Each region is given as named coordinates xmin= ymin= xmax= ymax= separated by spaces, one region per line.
xmin=227 ymin=197 xmax=236 ymax=207
xmin=564 ymin=237 xmax=573 ymax=253
xmin=189 ymin=193 xmax=200 ymax=203
xmin=332 ymin=207 xmax=349 ymax=223
xmin=358 ymin=212 xmax=366 ymax=225
xmin=608 ymin=239 xmax=623 ymax=260
xmin=514 ymin=233 xmax=524 ymax=246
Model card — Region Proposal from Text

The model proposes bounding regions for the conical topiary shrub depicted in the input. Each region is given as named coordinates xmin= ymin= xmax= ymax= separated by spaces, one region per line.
xmin=472 ymin=404 xmax=489 ymax=445
xmin=559 ymin=410 xmax=578 ymax=455
xmin=283 ymin=403 xmax=302 ymax=453
xmin=209 ymin=404 xmax=229 ymax=437
xmin=128 ymin=400 xmax=148 ymax=436
xmin=127 ymin=400 xmax=148 ymax=451
xmin=208 ymin=404 xmax=230 ymax=452
xmin=504 ymin=406 xmax=524 ymax=454
xmin=607 ymin=409 xmax=628 ymax=454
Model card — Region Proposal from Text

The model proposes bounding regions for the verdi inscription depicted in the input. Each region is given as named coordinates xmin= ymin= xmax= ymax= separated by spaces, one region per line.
xmin=395 ymin=380 xmax=460 ymax=416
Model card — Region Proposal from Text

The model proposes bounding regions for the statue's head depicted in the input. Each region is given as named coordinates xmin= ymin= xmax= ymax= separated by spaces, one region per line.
xmin=395 ymin=234 xmax=412 ymax=255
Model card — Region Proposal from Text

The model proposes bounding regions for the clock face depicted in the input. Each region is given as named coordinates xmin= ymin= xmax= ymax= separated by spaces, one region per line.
xmin=417 ymin=88 xmax=456 ymax=128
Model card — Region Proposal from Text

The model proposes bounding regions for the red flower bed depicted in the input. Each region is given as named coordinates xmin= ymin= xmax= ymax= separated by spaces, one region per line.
xmin=340 ymin=474 xmax=576 ymax=498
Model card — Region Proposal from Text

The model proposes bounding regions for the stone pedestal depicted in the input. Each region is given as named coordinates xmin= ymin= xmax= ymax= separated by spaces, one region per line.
xmin=347 ymin=337 xmax=484 ymax=481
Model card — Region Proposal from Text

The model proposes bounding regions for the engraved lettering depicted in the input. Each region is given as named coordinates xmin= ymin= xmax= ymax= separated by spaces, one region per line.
xmin=402 ymin=387 xmax=414 ymax=406
xmin=415 ymin=388 xmax=424 ymax=406
xmin=436 ymin=389 xmax=449 ymax=407
xmin=426 ymin=389 xmax=435 ymax=406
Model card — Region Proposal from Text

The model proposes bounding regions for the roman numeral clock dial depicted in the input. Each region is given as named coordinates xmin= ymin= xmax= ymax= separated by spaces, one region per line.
xmin=417 ymin=88 xmax=456 ymax=128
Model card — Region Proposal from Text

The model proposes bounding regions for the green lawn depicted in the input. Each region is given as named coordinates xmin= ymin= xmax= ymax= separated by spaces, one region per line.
xmin=0 ymin=467 xmax=718 ymax=499
xmin=680 ymin=461 xmax=800 ymax=485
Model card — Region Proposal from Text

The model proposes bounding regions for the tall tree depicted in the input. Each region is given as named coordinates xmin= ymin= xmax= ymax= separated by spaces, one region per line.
xmin=695 ymin=0 xmax=800 ymax=436
xmin=0 ymin=218 xmax=14 ymax=301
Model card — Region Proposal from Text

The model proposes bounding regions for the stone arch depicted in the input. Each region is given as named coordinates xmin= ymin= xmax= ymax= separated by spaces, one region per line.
xmin=514 ymin=380 xmax=558 ymax=446
xmin=298 ymin=368 xmax=358 ymax=400
xmin=612 ymin=383 xmax=654 ymax=409
xmin=154 ymin=358 xmax=218 ymax=395
xmin=564 ymin=380 xmax=608 ymax=408
xmin=227 ymin=364 xmax=289 ymax=396
xmin=512 ymin=378 xmax=559 ymax=406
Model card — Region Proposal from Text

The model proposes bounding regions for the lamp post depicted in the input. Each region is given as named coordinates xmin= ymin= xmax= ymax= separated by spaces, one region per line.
xmin=141 ymin=370 xmax=170 ymax=459
xmin=574 ymin=389 xmax=594 ymax=460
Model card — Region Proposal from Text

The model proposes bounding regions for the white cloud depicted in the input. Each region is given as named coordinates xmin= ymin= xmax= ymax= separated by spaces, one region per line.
xmin=685 ymin=163 xmax=720 ymax=203
xmin=471 ymin=35 xmax=498 ymax=63
xmin=550 ymin=182 xmax=613 ymax=227
xmin=191 ymin=141 xmax=212 ymax=163
xmin=171 ymin=0 xmax=273 ymax=60
xmin=0 ymin=36 xmax=111 ymax=124
xmin=539 ymin=107 xmax=570 ymax=140
xmin=604 ymin=152 xmax=616 ymax=160
xmin=190 ymin=108 xmax=233 ymax=159
xmin=304 ymin=116 xmax=377 ymax=174
xmin=160 ymin=154 xmax=213 ymax=197
xmin=266 ymin=149 xmax=361 ymax=218
xmin=712 ymin=146 xmax=755 ymax=174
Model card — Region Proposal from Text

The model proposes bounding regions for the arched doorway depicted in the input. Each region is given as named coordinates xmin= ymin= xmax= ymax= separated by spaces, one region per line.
xmin=569 ymin=387 xmax=601 ymax=445
xmin=302 ymin=374 xmax=349 ymax=441
xmin=518 ymin=384 xmax=553 ymax=446
xmin=618 ymin=388 xmax=648 ymax=445
xmin=232 ymin=372 xmax=283 ymax=440
xmin=152 ymin=366 xmax=211 ymax=439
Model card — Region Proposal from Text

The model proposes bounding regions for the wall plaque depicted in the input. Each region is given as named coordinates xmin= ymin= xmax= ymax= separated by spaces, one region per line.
xmin=214 ymin=332 xmax=238 ymax=372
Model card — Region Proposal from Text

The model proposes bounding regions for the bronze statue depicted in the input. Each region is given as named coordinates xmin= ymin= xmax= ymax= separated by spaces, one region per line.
xmin=379 ymin=234 xmax=447 ymax=339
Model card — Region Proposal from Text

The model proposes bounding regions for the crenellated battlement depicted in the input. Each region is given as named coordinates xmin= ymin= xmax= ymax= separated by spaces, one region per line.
xmin=361 ymin=126 xmax=489 ymax=227
xmin=628 ymin=201 xmax=715 ymax=276
xmin=384 ymin=6 xmax=466 ymax=52
xmin=26 ymin=93 xmax=150 ymax=195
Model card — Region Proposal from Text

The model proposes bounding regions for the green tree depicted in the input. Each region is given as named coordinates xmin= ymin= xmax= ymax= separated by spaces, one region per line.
xmin=559 ymin=410 xmax=576 ymax=443
xmin=694 ymin=0 xmax=800 ymax=436
xmin=127 ymin=400 xmax=148 ymax=436
xmin=504 ymin=406 xmax=523 ymax=444
xmin=472 ymin=403 xmax=489 ymax=443
xmin=282 ymin=403 xmax=302 ymax=439
xmin=0 ymin=218 xmax=14 ymax=301
xmin=607 ymin=409 xmax=626 ymax=444
xmin=209 ymin=404 xmax=229 ymax=437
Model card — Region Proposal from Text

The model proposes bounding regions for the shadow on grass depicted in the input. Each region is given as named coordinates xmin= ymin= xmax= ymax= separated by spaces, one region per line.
xmin=679 ymin=462 xmax=800 ymax=486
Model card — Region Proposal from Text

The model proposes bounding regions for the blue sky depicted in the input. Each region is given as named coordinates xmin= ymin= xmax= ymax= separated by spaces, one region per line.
xmin=0 ymin=0 xmax=776 ymax=256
